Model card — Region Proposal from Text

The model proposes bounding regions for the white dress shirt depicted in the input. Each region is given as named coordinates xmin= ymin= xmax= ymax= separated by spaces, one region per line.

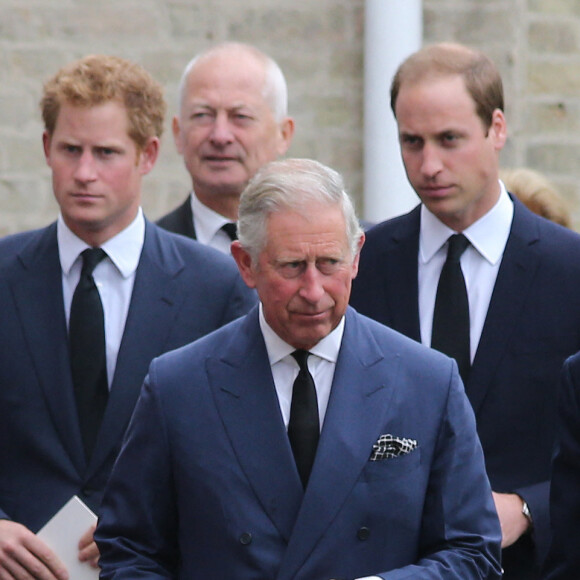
xmin=259 ymin=303 xmax=343 ymax=430
xmin=190 ymin=191 xmax=235 ymax=255
xmin=418 ymin=181 xmax=513 ymax=362
xmin=58 ymin=209 xmax=145 ymax=387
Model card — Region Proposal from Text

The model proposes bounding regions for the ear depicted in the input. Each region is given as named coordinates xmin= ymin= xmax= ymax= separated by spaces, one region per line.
xmin=42 ymin=131 xmax=52 ymax=166
xmin=172 ymin=116 xmax=183 ymax=154
xmin=231 ymin=241 xmax=258 ymax=289
xmin=351 ymin=233 xmax=365 ymax=279
xmin=489 ymin=109 xmax=507 ymax=151
xmin=276 ymin=117 xmax=295 ymax=156
xmin=139 ymin=137 xmax=160 ymax=175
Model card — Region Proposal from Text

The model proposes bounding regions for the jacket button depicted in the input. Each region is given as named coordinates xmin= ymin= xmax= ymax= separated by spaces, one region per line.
xmin=357 ymin=526 xmax=370 ymax=541
xmin=239 ymin=532 xmax=252 ymax=545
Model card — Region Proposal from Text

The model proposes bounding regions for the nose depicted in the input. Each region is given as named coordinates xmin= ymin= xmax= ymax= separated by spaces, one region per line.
xmin=209 ymin=111 xmax=234 ymax=146
xmin=420 ymin=142 xmax=443 ymax=178
xmin=298 ymin=263 xmax=326 ymax=304
xmin=74 ymin=150 xmax=97 ymax=183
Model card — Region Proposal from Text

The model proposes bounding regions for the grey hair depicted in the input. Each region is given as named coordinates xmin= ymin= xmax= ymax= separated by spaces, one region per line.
xmin=177 ymin=42 xmax=288 ymax=122
xmin=237 ymin=158 xmax=363 ymax=263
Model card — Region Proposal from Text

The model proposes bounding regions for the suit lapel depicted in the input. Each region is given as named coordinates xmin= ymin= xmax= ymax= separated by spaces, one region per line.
xmin=380 ymin=208 xmax=422 ymax=341
xmin=177 ymin=196 xmax=197 ymax=239
xmin=88 ymin=222 xmax=187 ymax=473
xmin=278 ymin=310 xmax=398 ymax=579
xmin=467 ymin=201 xmax=541 ymax=413
xmin=207 ymin=309 xmax=305 ymax=543
xmin=11 ymin=225 xmax=86 ymax=471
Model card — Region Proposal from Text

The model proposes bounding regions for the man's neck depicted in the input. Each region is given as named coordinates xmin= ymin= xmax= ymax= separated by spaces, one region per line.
xmin=430 ymin=183 xmax=502 ymax=233
xmin=63 ymin=213 xmax=141 ymax=248
xmin=194 ymin=188 xmax=240 ymax=221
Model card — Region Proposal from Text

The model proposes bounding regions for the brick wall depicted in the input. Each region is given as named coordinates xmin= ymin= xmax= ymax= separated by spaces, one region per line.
xmin=1 ymin=0 xmax=580 ymax=234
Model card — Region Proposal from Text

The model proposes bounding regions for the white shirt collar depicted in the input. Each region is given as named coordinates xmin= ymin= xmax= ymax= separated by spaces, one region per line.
xmin=57 ymin=208 xmax=145 ymax=277
xmin=190 ymin=190 xmax=235 ymax=241
xmin=258 ymin=303 xmax=344 ymax=366
xmin=420 ymin=180 xmax=513 ymax=266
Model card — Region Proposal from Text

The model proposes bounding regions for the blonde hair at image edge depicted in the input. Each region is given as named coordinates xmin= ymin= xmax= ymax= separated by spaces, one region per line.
xmin=501 ymin=167 xmax=572 ymax=229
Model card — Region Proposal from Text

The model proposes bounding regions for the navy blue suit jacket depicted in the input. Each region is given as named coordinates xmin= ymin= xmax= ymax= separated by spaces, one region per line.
xmin=350 ymin=199 xmax=580 ymax=578
xmin=96 ymin=307 xmax=501 ymax=579
xmin=156 ymin=196 xmax=196 ymax=239
xmin=0 ymin=220 xmax=256 ymax=532
xmin=542 ymin=352 xmax=580 ymax=579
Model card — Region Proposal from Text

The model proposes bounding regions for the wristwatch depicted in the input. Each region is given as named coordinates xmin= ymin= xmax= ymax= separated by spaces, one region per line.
xmin=521 ymin=500 xmax=533 ymax=528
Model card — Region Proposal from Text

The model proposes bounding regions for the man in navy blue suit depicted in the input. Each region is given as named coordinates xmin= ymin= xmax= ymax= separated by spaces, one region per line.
xmin=350 ymin=42 xmax=580 ymax=579
xmin=96 ymin=158 xmax=501 ymax=579
xmin=0 ymin=55 xmax=254 ymax=579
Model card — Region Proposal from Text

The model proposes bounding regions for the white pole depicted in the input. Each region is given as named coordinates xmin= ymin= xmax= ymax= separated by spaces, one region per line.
xmin=363 ymin=0 xmax=422 ymax=223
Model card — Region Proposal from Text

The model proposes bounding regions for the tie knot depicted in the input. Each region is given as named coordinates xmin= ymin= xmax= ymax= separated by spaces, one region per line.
xmin=292 ymin=349 xmax=311 ymax=371
xmin=446 ymin=234 xmax=469 ymax=262
xmin=80 ymin=248 xmax=107 ymax=276
xmin=221 ymin=222 xmax=238 ymax=241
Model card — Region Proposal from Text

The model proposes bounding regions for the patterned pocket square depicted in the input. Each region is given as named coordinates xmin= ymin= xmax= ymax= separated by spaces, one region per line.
xmin=370 ymin=434 xmax=418 ymax=461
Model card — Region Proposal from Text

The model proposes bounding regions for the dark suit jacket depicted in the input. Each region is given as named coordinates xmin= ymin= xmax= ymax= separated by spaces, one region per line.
xmin=0 ymin=220 xmax=256 ymax=532
xmin=156 ymin=195 xmax=196 ymax=239
xmin=350 ymin=198 xmax=580 ymax=579
xmin=541 ymin=353 xmax=580 ymax=579
xmin=96 ymin=307 xmax=502 ymax=579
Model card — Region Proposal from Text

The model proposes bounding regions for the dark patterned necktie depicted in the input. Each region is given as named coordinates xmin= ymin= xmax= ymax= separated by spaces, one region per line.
xmin=69 ymin=248 xmax=109 ymax=460
xmin=431 ymin=234 xmax=471 ymax=382
xmin=288 ymin=350 xmax=319 ymax=488
xmin=221 ymin=222 xmax=238 ymax=241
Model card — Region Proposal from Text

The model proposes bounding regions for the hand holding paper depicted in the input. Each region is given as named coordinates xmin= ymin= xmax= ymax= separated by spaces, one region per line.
xmin=78 ymin=522 xmax=100 ymax=568
xmin=37 ymin=496 xmax=99 ymax=580
xmin=0 ymin=519 xmax=69 ymax=579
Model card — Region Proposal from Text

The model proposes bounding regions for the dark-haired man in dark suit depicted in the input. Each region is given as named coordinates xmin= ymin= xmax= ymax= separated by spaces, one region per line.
xmin=350 ymin=42 xmax=580 ymax=580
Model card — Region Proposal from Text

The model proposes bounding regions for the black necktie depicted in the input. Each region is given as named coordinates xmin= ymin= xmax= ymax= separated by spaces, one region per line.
xmin=431 ymin=234 xmax=471 ymax=382
xmin=221 ymin=222 xmax=238 ymax=241
xmin=69 ymin=248 xmax=109 ymax=460
xmin=288 ymin=350 xmax=319 ymax=488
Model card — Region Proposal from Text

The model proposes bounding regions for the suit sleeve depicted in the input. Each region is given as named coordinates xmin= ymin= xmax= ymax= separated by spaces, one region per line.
xmin=95 ymin=365 xmax=178 ymax=579
xmin=541 ymin=357 xmax=580 ymax=579
xmin=379 ymin=367 xmax=503 ymax=579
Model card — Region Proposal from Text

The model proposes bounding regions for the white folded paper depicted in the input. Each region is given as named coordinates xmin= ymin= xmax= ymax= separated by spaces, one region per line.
xmin=37 ymin=495 xmax=99 ymax=580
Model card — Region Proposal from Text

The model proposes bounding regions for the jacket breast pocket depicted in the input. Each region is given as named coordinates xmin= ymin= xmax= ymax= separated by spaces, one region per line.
xmin=362 ymin=447 xmax=422 ymax=483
